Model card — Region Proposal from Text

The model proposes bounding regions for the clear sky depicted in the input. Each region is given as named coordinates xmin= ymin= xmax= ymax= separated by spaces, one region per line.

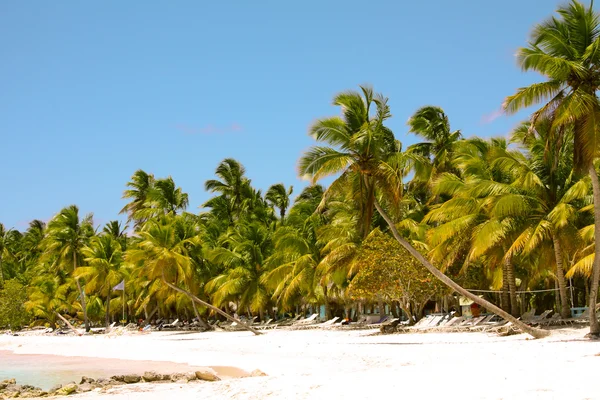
xmin=1 ymin=0 xmax=565 ymax=230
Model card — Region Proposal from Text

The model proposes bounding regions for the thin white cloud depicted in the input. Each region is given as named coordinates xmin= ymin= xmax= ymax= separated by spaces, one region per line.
xmin=481 ymin=109 xmax=504 ymax=124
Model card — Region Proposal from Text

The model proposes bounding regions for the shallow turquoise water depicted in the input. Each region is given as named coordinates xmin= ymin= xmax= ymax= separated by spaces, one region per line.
xmin=0 ymin=351 xmax=198 ymax=390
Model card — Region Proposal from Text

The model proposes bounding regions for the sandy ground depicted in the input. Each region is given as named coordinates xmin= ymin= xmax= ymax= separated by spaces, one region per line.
xmin=1 ymin=326 xmax=600 ymax=399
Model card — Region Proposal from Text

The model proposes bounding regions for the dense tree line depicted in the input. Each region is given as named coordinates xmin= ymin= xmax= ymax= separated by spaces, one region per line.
xmin=1 ymin=0 xmax=600 ymax=338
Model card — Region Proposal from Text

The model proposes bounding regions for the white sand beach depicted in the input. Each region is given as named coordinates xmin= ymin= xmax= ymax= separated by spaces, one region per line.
xmin=1 ymin=327 xmax=600 ymax=399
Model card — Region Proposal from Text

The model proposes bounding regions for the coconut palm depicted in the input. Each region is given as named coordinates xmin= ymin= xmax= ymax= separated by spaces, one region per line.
xmin=146 ymin=177 xmax=189 ymax=216
xmin=262 ymin=186 xmax=325 ymax=312
xmin=121 ymin=170 xmax=155 ymax=227
xmin=501 ymin=119 xmax=587 ymax=318
xmin=76 ymin=234 xmax=125 ymax=327
xmin=127 ymin=215 xmax=261 ymax=334
xmin=206 ymin=222 xmax=273 ymax=319
xmin=298 ymin=85 xmax=403 ymax=239
xmin=204 ymin=159 xmax=252 ymax=222
xmin=42 ymin=205 xmax=95 ymax=331
xmin=503 ymin=0 xmax=600 ymax=335
xmin=407 ymin=105 xmax=462 ymax=181
xmin=266 ymin=183 xmax=294 ymax=222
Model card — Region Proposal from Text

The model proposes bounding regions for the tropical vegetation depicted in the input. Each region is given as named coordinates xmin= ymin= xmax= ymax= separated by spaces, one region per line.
xmin=2 ymin=0 xmax=600 ymax=338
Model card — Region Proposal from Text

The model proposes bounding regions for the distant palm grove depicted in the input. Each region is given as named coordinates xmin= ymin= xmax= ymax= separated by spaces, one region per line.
xmin=3 ymin=0 xmax=600 ymax=338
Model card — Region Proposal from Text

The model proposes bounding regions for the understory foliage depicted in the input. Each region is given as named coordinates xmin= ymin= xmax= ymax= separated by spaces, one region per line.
xmin=0 ymin=280 xmax=31 ymax=329
xmin=348 ymin=229 xmax=446 ymax=320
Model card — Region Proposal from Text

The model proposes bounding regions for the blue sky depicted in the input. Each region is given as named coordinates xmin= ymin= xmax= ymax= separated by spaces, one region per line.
xmin=1 ymin=0 xmax=564 ymax=230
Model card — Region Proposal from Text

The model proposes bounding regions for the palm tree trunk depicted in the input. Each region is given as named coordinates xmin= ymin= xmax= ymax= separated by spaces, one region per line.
xmin=105 ymin=287 xmax=111 ymax=328
xmin=552 ymin=234 xmax=571 ymax=319
xmin=505 ymin=256 xmax=519 ymax=317
xmin=362 ymin=177 xmax=376 ymax=239
xmin=501 ymin=262 xmax=510 ymax=313
xmin=73 ymin=253 xmax=90 ymax=332
xmin=378 ymin=299 xmax=385 ymax=319
xmin=160 ymin=271 xmax=262 ymax=335
xmin=588 ymin=164 xmax=600 ymax=336
xmin=189 ymin=297 xmax=211 ymax=330
xmin=374 ymin=199 xmax=549 ymax=339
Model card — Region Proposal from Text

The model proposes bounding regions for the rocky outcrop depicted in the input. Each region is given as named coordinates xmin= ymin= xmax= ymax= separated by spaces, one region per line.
xmin=195 ymin=371 xmax=220 ymax=382
xmin=111 ymin=374 xmax=141 ymax=384
xmin=0 ymin=380 xmax=47 ymax=398
xmin=142 ymin=371 xmax=165 ymax=382
xmin=56 ymin=383 xmax=78 ymax=395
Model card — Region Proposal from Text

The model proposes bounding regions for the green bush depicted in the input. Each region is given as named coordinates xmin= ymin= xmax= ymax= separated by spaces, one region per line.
xmin=0 ymin=279 xmax=31 ymax=330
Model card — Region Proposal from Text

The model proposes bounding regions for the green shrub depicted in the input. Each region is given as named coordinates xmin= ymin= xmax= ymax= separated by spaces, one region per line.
xmin=0 ymin=279 xmax=31 ymax=330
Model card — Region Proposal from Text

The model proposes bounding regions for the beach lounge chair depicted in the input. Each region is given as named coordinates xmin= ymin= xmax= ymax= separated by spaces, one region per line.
xmin=256 ymin=319 xmax=279 ymax=330
xmin=304 ymin=317 xmax=340 ymax=330
xmin=162 ymin=319 xmax=180 ymax=329
xmin=292 ymin=313 xmax=319 ymax=326
xmin=529 ymin=310 xmax=553 ymax=325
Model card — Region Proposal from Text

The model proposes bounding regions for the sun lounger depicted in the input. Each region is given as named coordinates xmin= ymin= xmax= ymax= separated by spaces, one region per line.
xmin=292 ymin=313 xmax=319 ymax=326
xmin=304 ymin=317 xmax=340 ymax=330
xmin=162 ymin=319 xmax=180 ymax=329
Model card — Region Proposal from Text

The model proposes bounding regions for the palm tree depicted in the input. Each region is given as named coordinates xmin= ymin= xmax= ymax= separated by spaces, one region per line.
xmin=503 ymin=0 xmax=600 ymax=336
xmin=206 ymin=222 xmax=273 ymax=319
xmin=298 ymin=85 xmax=403 ymax=239
xmin=147 ymin=177 xmax=189 ymax=215
xmin=262 ymin=186 xmax=325 ymax=312
xmin=501 ymin=119 xmax=586 ymax=318
xmin=121 ymin=170 xmax=155 ymax=227
xmin=43 ymin=205 xmax=95 ymax=332
xmin=407 ymin=105 xmax=462 ymax=180
xmin=204 ymin=159 xmax=252 ymax=222
xmin=266 ymin=183 xmax=294 ymax=222
xmin=76 ymin=234 xmax=125 ymax=328
xmin=126 ymin=215 xmax=262 ymax=335
xmin=102 ymin=220 xmax=129 ymax=251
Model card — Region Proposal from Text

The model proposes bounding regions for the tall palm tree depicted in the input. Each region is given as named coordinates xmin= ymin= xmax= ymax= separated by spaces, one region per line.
xmin=407 ymin=105 xmax=462 ymax=180
xmin=503 ymin=0 xmax=600 ymax=335
xmin=262 ymin=186 xmax=325 ymax=312
xmin=147 ymin=177 xmax=189 ymax=215
xmin=266 ymin=183 xmax=293 ymax=221
xmin=502 ymin=119 xmax=586 ymax=318
xmin=206 ymin=222 xmax=273 ymax=319
xmin=43 ymin=205 xmax=95 ymax=332
xmin=102 ymin=220 xmax=129 ymax=251
xmin=126 ymin=215 xmax=261 ymax=334
xmin=121 ymin=170 xmax=155 ymax=227
xmin=76 ymin=234 xmax=125 ymax=328
xmin=298 ymin=85 xmax=403 ymax=239
xmin=204 ymin=159 xmax=252 ymax=222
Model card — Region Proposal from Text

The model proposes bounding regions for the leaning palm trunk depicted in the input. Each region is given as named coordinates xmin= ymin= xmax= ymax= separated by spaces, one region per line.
xmin=552 ymin=234 xmax=571 ymax=319
xmin=374 ymin=200 xmax=549 ymax=339
xmin=55 ymin=311 xmax=80 ymax=335
xmin=588 ymin=165 xmax=600 ymax=336
xmin=160 ymin=271 xmax=261 ymax=335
